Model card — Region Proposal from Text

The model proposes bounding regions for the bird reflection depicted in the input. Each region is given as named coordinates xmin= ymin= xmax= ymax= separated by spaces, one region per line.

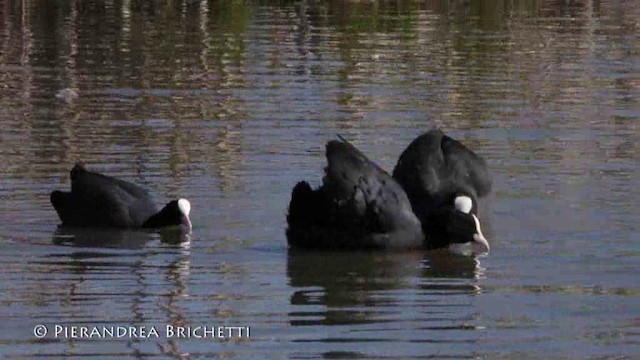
xmin=420 ymin=249 xmax=486 ymax=280
xmin=287 ymin=250 xmax=484 ymax=326
xmin=51 ymin=226 xmax=191 ymax=249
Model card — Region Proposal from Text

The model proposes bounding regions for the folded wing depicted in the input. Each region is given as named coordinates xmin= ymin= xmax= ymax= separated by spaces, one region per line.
xmin=52 ymin=164 xmax=157 ymax=227
xmin=287 ymin=139 xmax=423 ymax=249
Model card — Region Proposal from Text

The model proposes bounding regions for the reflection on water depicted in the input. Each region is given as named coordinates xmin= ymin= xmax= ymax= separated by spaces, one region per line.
xmin=288 ymin=251 xmax=482 ymax=322
xmin=286 ymin=251 xmax=488 ymax=358
xmin=0 ymin=0 xmax=639 ymax=358
xmin=52 ymin=227 xmax=191 ymax=249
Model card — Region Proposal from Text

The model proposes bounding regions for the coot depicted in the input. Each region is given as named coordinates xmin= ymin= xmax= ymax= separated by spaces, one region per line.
xmin=51 ymin=163 xmax=192 ymax=233
xmin=286 ymin=136 xmax=489 ymax=252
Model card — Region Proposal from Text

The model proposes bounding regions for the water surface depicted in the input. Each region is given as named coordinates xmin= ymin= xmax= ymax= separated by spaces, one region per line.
xmin=1 ymin=0 xmax=639 ymax=358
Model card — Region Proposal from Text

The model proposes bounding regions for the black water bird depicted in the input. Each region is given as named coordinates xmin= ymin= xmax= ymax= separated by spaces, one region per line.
xmin=392 ymin=129 xmax=491 ymax=253
xmin=50 ymin=163 xmax=192 ymax=232
xmin=286 ymin=134 xmax=490 ymax=253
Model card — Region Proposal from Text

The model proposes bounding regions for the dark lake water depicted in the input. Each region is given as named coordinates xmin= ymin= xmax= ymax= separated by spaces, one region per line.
xmin=1 ymin=0 xmax=639 ymax=358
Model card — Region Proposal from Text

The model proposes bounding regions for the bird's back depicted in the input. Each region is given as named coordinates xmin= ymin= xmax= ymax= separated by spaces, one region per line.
xmin=393 ymin=130 xmax=492 ymax=215
xmin=440 ymin=133 xmax=492 ymax=197
xmin=52 ymin=164 xmax=157 ymax=227
xmin=287 ymin=139 xmax=423 ymax=249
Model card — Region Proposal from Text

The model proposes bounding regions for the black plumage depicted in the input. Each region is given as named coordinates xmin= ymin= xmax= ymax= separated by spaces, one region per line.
xmin=392 ymin=129 xmax=491 ymax=218
xmin=287 ymin=139 xmax=423 ymax=250
xmin=287 ymin=130 xmax=491 ymax=253
xmin=50 ymin=163 xmax=191 ymax=232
